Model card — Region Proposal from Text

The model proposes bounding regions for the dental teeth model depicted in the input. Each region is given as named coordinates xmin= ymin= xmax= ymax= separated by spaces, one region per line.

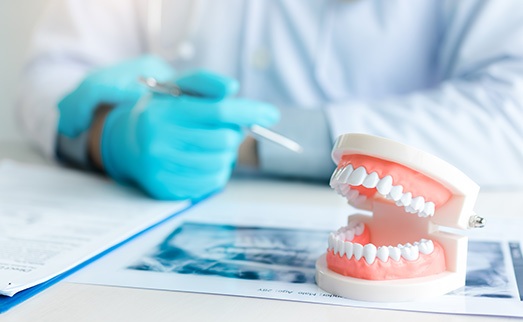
xmin=315 ymin=133 xmax=483 ymax=302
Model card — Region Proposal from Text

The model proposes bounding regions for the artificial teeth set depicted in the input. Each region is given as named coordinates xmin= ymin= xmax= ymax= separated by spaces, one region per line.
xmin=315 ymin=133 xmax=484 ymax=302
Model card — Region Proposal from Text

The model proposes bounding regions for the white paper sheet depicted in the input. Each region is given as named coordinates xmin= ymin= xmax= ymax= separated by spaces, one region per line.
xmin=68 ymin=185 xmax=523 ymax=318
xmin=0 ymin=160 xmax=190 ymax=296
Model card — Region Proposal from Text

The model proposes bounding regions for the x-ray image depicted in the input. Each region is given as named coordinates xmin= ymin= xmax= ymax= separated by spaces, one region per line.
xmin=128 ymin=222 xmax=518 ymax=298
xmin=127 ymin=222 xmax=329 ymax=283
xmin=450 ymin=241 xmax=514 ymax=298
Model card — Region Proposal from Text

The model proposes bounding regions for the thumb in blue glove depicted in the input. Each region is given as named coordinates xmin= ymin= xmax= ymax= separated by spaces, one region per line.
xmin=101 ymin=70 xmax=280 ymax=200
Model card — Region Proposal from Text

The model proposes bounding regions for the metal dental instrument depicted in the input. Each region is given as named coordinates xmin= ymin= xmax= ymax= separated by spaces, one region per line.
xmin=138 ymin=76 xmax=303 ymax=153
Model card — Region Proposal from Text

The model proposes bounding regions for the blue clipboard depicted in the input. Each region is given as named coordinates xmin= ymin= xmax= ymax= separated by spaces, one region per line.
xmin=0 ymin=199 xmax=200 ymax=314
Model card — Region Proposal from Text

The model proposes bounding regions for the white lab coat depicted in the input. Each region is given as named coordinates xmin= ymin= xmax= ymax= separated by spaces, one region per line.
xmin=17 ymin=0 xmax=523 ymax=187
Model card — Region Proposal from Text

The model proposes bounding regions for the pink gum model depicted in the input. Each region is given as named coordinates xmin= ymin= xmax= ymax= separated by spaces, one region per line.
xmin=316 ymin=133 xmax=481 ymax=302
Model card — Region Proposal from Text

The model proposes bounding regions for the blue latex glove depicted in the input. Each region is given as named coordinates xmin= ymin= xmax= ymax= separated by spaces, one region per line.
xmin=58 ymin=55 xmax=175 ymax=138
xmin=101 ymin=71 xmax=280 ymax=200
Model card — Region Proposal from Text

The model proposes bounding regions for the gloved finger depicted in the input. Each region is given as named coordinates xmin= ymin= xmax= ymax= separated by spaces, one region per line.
xmin=154 ymin=125 xmax=245 ymax=152
xmin=152 ymin=145 xmax=239 ymax=173
xmin=215 ymin=98 xmax=280 ymax=128
xmin=147 ymin=97 xmax=280 ymax=129
xmin=175 ymin=70 xmax=239 ymax=100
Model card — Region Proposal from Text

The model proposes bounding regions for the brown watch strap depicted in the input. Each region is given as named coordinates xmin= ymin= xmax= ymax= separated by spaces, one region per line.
xmin=88 ymin=103 xmax=115 ymax=172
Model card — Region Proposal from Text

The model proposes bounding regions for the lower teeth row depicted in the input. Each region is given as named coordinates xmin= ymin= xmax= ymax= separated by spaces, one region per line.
xmin=328 ymin=232 xmax=435 ymax=264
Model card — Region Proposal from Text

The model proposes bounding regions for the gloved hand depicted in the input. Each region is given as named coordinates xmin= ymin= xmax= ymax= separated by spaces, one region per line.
xmin=101 ymin=71 xmax=279 ymax=200
xmin=58 ymin=55 xmax=176 ymax=138
xmin=57 ymin=55 xmax=279 ymax=200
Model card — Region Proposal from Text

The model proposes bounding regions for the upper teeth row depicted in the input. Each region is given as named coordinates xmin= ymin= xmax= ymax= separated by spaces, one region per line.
xmin=330 ymin=165 xmax=435 ymax=217
xmin=328 ymin=231 xmax=435 ymax=264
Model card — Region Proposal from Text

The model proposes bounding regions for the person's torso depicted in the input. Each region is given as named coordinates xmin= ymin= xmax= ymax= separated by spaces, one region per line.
xmin=147 ymin=0 xmax=443 ymax=107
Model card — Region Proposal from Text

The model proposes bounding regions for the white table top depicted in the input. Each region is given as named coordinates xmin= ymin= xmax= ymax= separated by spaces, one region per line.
xmin=0 ymin=141 xmax=521 ymax=322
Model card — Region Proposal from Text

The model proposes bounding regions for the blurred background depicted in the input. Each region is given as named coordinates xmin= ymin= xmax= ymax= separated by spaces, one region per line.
xmin=0 ymin=1 xmax=49 ymax=141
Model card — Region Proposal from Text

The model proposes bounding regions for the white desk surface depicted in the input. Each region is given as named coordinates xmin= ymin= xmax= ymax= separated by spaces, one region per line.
xmin=0 ymin=140 xmax=522 ymax=322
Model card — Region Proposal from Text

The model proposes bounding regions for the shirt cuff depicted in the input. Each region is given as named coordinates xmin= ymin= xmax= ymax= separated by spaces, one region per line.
xmin=257 ymin=108 xmax=336 ymax=181
xmin=56 ymin=132 xmax=93 ymax=169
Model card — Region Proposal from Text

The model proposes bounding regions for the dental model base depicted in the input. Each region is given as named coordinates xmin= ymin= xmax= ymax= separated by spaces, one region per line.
xmin=315 ymin=133 xmax=483 ymax=302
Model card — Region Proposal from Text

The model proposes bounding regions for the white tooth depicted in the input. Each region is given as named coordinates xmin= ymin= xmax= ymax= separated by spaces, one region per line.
xmin=418 ymin=239 xmax=434 ymax=254
xmin=334 ymin=183 xmax=350 ymax=197
xmin=328 ymin=233 xmax=336 ymax=250
xmin=339 ymin=184 xmax=350 ymax=196
xmin=376 ymin=175 xmax=393 ymax=195
xmin=399 ymin=244 xmax=419 ymax=261
xmin=346 ymin=189 xmax=359 ymax=201
xmin=376 ymin=246 xmax=389 ymax=262
xmin=388 ymin=246 xmax=401 ymax=261
xmin=337 ymin=238 xmax=345 ymax=257
xmin=337 ymin=165 xmax=353 ymax=183
xmin=398 ymin=192 xmax=412 ymax=207
xmin=363 ymin=244 xmax=377 ymax=264
xmin=345 ymin=242 xmax=354 ymax=259
xmin=334 ymin=184 xmax=344 ymax=196
xmin=420 ymin=202 xmax=435 ymax=217
xmin=344 ymin=229 xmax=355 ymax=241
xmin=405 ymin=205 xmax=417 ymax=213
xmin=388 ymin=185 xmax=403 ymax=201
xmin=411 ymin=196 xmax=425 ymax=214
xmin=362 ymin=172 xmax=380 ymax=188
xmin=347 ymin=167 xmax=367 ymax=186
xmin=350 ymin=195 xmax=367 ymax=207
xmin=329 ymin=168 xmax=341 ymax=188
xmin=354 ymin=223 xmax=364 ymax=236
xmin=333 ymin=236 xmax=340 ymax=254
xmin=353 ymin=243 xmax=364 ymax=260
